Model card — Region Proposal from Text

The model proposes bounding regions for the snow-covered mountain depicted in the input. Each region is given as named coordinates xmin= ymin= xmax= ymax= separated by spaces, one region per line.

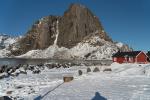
xmin=0 ymin=34 xmax=21 ymax=58
xmin=1 ymin=4 xmax=132 ymax=59
xmin=0 ymin=34 xmax=16 ymax=49
xmin=10 ymin=4 xmax=113 ymax=56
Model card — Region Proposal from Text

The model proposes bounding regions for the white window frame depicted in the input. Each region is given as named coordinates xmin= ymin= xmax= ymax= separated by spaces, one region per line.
xmin=114 ymin=57 xmax=117 ymax=61
xmin=129 ymin=57 xmax=133 ymax=62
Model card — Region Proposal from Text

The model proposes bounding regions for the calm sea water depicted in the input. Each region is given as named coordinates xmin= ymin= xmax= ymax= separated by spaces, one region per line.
xmin=0 ymin=58 xmax=112 ymax=66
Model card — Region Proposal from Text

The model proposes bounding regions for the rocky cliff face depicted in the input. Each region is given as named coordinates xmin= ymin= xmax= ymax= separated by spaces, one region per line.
xmin=11 ymin=4 xmax=113 ymax=56
xmin=11 ymin=16 xmax=60 ymax=55
xmin=57 ymin=4 xmax=112 ymax=48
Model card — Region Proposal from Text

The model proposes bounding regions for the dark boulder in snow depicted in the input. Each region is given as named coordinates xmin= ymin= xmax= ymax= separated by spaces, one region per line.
xmin=63 ymin=76 xmax=74 ymax=82
xmin=78 ymin=70 xmax=83 ymax=76
xmin=93 ymin=67 xmax=100 ymax=72
xmin=0 ymin=65 xmax=8 ymax=73
xmin=0 ymin=96 xmax=12 ymax=100
xmin=32 ymin=69 xmax=41 ymax=74
xmin=103 ymin=68 xmax=112 ymax=72
xmin=87 ymin=68 xmax=91 ymax=73
xmin=45 ymin=64 xmax=55 ymax=69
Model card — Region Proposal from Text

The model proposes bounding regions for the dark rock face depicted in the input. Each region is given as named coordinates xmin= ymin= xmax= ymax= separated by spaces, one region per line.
xmin=58 ymin=4 xmax=111 ymax=48
xmin=12 ymin=16 xmax=59 ymax=55
xmin=93 ymin=67 xmax=100 ymax=72
xmin=87 ymin=68 xmax=91 ymax=73
xmin=11 ymin=4 xmax=112 ymax=55
xmin=78 ymin=70 xmax=83 ymax=76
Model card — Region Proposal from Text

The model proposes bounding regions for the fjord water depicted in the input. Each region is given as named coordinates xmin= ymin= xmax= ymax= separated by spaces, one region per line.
xmin=0 ymin=58 xmax=112 ymax=66
xmin=0 ymin=58 xmax=48 ymax=66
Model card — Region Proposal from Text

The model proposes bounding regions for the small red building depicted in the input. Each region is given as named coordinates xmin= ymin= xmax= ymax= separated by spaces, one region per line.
xmin=112 ymin=51 xmax=149 ymax=64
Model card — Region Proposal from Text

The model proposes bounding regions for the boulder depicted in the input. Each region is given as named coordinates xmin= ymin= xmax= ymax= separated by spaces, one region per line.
xmin=103 ymin=68 xmax=112 ymax=72
xmin=63 ymin=76 xmax=74 ymax=82
xmin=78 ymin=70 xmax=83 ymax=76
xmin=87 ymin=68 xmax=91 ymax=73
xmin=0 ymin=96 xmax=12 ymax=100
xmin=93 ymin=67 xmax=100 ymax=72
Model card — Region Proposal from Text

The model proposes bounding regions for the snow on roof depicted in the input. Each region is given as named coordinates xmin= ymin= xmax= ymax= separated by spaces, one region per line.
xmin=112 ymin=51 xmax=141 ymax=57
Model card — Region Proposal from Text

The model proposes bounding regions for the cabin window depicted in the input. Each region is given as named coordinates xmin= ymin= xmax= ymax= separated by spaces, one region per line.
xmin=124 ymin=57 xmax=127 ymax=62
xmin=129 ymin=57 xmax=133 ymax=62
xmin=114 ymin=57 xmax=117 ymax=61
xmin=124 ymin=55 xmax=128 ymax=62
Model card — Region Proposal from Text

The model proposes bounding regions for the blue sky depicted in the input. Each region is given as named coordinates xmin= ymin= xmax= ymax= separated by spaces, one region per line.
xmin=0 ymin=0 xmax=150 ymax=51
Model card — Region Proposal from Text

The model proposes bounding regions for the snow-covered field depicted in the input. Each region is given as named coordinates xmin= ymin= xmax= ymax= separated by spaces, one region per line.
xmin=1 ymin=63 xmax=150 ymax=100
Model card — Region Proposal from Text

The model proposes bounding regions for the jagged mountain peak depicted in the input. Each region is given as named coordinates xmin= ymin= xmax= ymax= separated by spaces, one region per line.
xmin=57 ymin=3 xmax=112 ymax=48
xmin=66 ymin=3 xmax=89 ymax=13
xmin=70 ymin=3 xmax=86 ymax=8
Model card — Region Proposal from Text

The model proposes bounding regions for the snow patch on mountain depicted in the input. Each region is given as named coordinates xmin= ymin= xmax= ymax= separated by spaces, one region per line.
xmin=0 ymin=34 xmax=21 ymax=58
xmin=17 ymin=35 xmax=129 ymax=60
xmin=116 ymin=42 xmax=124 ymax=48
xmin=0 ymin=34 xmax=16 ymax=49
xmin=0 ymin=49 xmax=10 ymax=58
xmin=17 ymin=45 xmax=68 ymax=59
xmin=0 ymin=32 xmax=130 ymax=59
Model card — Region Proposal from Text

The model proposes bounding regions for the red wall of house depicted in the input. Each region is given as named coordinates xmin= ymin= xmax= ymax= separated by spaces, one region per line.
xmin=113 ymin=57 xmax=125 ymax=63
xmin=113 ymin=52 xmax=148 ymax=64
xmin=133 ymin=58 xmax=136 ymax=63
xmin=136 ymin=52 xmax=147 ymax=63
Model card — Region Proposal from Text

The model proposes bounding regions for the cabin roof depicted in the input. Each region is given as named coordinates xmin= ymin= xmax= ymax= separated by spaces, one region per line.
xmin=147 ymin=52 xmax=150 ymax=57
xmin=112 ymin=51 xmax=141 ymax=57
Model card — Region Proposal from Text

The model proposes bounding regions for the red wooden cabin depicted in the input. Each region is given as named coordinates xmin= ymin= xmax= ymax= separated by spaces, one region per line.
xmin=112 ymin=51 xmax=149 ymax=64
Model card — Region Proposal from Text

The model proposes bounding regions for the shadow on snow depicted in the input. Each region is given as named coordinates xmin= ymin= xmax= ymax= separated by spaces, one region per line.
xmin=91 ymin=92 xmax=107 ymax=100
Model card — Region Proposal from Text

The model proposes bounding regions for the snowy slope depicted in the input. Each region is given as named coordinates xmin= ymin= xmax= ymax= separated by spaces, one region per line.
xmin=0 ymin=34 xmax=17 ymax=49
xmin=17 ymin=35 xmax=129 ymax=60
xmin=0 ymin=34 xmax=19 ymax=58
xmin=0 ymin=49 xmax=11 ymax=57
xmin=0 ymin=30 xmax=131 ymax=59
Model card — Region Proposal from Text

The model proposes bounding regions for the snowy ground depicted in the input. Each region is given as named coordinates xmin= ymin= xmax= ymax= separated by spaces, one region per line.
xmin=1 ymin=63 xmax=150 ymax=100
